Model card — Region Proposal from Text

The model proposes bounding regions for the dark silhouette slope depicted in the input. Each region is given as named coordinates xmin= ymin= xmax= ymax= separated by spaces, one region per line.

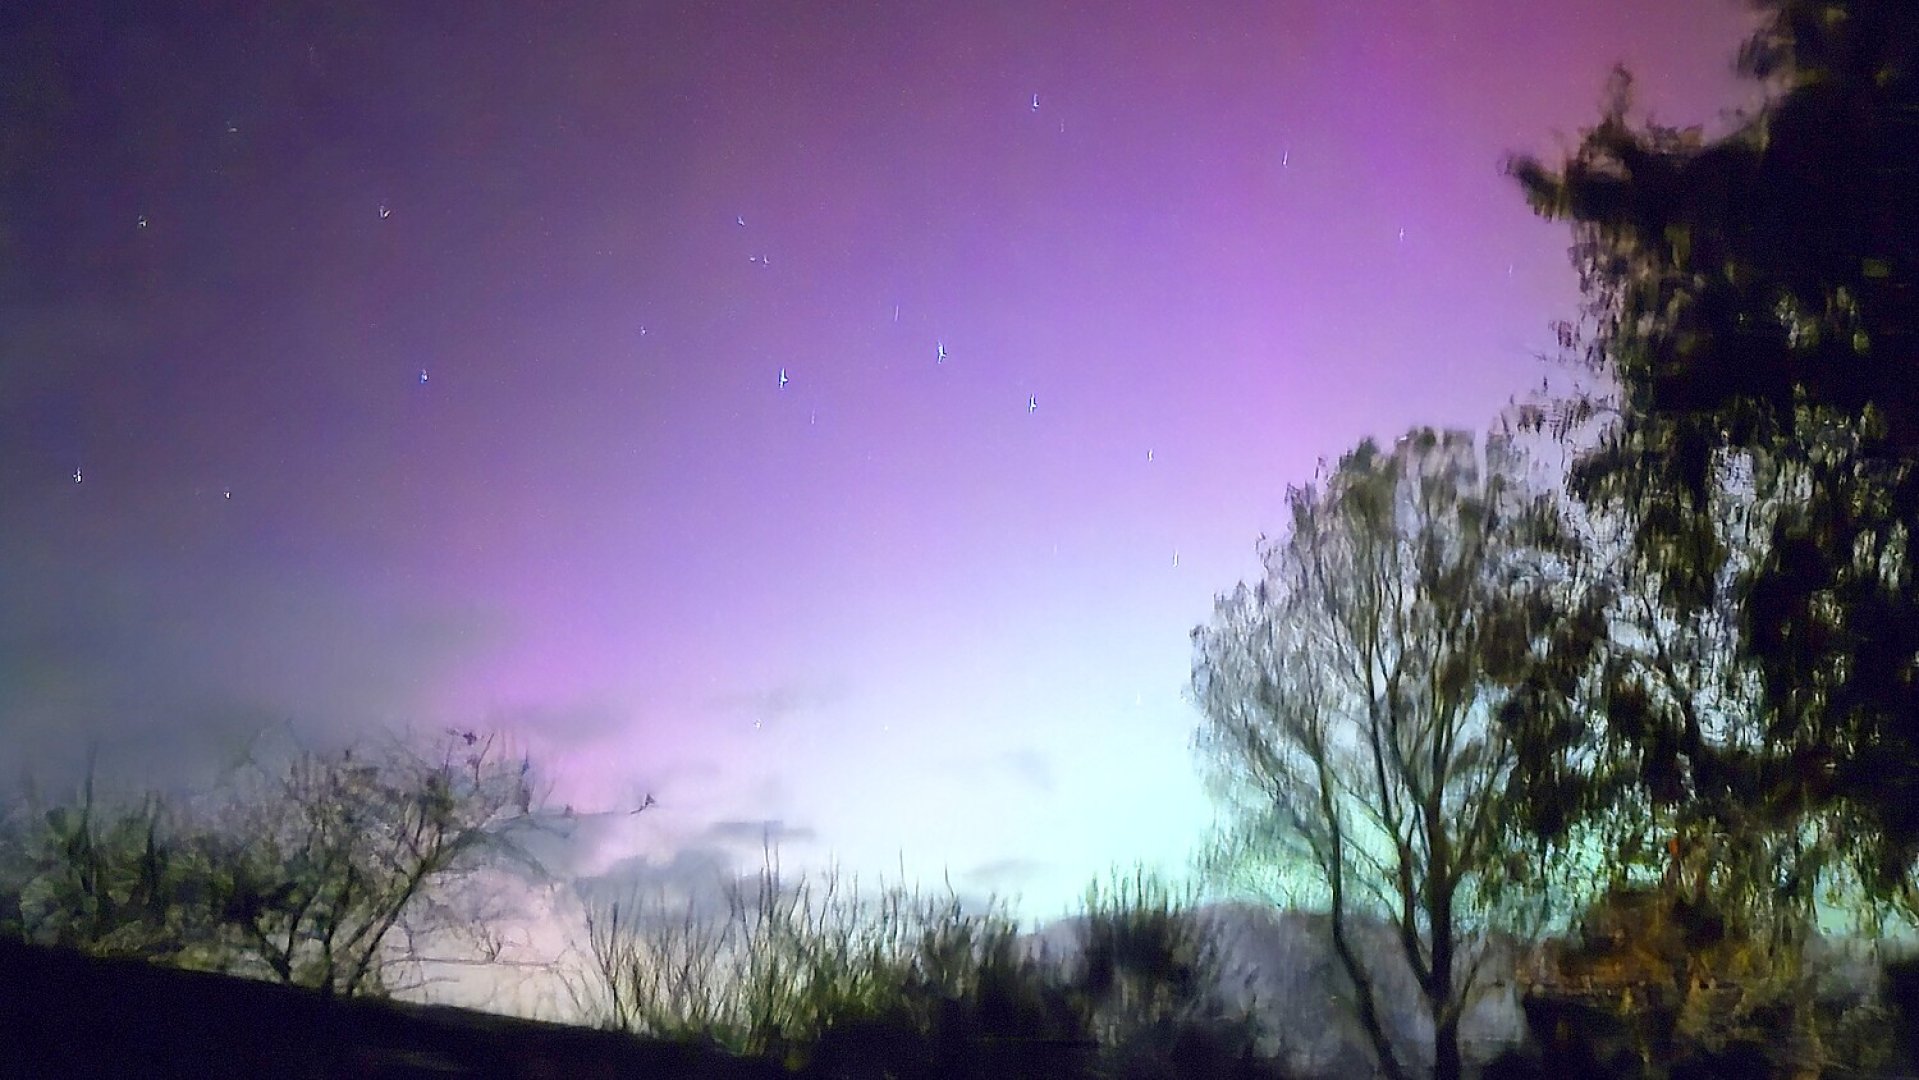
xmin=0 ymin=936 xmax=786 ymax=1080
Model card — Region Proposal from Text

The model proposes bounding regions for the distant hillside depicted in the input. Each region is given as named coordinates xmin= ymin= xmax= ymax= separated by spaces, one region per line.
xmin=1017 ymin=901 xmax=1895 ymax=1080
xmin=1017 ymin=901 xmax=1524 ymax=1077
xmin=0 ymin=936 xmax=785 ymax=1080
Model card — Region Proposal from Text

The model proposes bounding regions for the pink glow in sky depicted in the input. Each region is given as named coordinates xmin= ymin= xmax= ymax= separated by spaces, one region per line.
xmin=2 ymin=1 xmax=1764 ymax=934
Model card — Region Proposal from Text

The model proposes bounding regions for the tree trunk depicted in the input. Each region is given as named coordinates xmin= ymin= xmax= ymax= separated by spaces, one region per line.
xmin=1433 ymin=1008 xmax=1462 ymax=1080
xmin=1329 ymin=908 xmax=1412 ymax=1080
xmin=1428 ymin=829 xmax=1460 ymax=1080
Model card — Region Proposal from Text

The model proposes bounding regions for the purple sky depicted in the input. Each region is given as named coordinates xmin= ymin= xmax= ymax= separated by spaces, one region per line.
xmin=1 ymin=1 xmax=1764 ymax=931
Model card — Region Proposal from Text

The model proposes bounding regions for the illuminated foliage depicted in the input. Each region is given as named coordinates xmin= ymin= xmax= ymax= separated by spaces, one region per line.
xmin=1508 ymin=0 xmax=1919 ymax=918
xmin=1192 ymin=428 xmax=1596 ymax=1080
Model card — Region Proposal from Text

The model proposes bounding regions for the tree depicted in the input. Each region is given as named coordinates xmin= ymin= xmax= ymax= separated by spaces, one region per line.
xmin=0 ymin=727 xmax=559 ymax=1000
xmin=1485 ymin=423 xmax=1850 ymax=1075
xmin=1505 ymin=0 xmax=1919 ymax=918
xmin=1191 ymin=428 xmax=1598 ymax=1080
xmin=0 ymin=745 xmax=232 ymax=966
xmin=196 ymin=728 xmax=553 ymax=998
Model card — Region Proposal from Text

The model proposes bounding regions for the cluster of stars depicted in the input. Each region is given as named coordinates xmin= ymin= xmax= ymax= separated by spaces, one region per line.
xmin=88 ymin=91 xmax=1191 ymax=576
xmin=735 ymin=92 xmax=1088 ymax=420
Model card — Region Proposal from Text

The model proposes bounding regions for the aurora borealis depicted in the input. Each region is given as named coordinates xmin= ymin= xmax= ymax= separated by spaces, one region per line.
xmin=2 ymin=1 xmax=1764 ymax=941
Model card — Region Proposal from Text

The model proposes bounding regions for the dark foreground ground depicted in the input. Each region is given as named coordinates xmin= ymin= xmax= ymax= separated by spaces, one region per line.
xmin=0 ymin=937 xmax=790 ymax=1080
xmin=0 ymin=939 xmax=1117 ymax=1080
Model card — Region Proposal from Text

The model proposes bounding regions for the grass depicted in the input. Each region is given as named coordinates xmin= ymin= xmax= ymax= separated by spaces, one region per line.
xmin=567 ymin=848 xmax=1281 ymax=1077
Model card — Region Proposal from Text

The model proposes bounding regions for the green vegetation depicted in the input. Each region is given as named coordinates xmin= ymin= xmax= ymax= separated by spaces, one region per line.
xmin=571 ymin=854 xmax=1278 ymax=1077
xmin=0 ymin=728 xmax=557 ymax=999
xmin=1192 ymin=428 xmax=1593 ymax=1080
xmin=0 ymin=752 xmax=1287 ymax=1077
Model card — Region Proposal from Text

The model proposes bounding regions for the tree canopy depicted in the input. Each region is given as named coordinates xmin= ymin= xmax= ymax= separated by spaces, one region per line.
xmin=1192 ymin=428 xmax=1598 ymax=1080
xmin=1506 ymin=0 xmax=1919 ymax=915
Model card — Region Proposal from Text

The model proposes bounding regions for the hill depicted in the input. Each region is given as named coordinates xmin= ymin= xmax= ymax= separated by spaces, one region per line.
xmin=0 ymin=935 xmax=784 ymax=1080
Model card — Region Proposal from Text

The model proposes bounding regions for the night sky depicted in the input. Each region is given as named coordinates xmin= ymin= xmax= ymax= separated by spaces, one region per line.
xmin=3 ymin=1 xmax=1763 ymax=940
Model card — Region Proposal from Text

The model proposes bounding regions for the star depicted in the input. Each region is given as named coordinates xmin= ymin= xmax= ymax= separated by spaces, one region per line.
xmin=1173 ymin=550 xmax=1180 ymax=567
xmin=736 ymin=214 xmax=746 ymax=227
xmin=223 ymin=489 xmax=231 ymax=500
xmin=1031 ymin=93 xmax=1040 ymax=112
xmin=1028 ymin=394 xmax=1038 ymax=413
xmin=936 ymin=341 xmax=947 ymax=364
xmin=419 ymin=368 xmax=428 ymax=385
xmin=1148 ymin=448 xmax=1154 ymax=462
xmin=379 ymin=203 xmax=391 ymax=220
xmin=779 ymin=367 xmax=789 ymax=388
xmin=1398 ymin=227 xmax=1406 ymax=243
xmin=72 ymin=468 xmax=82 ymax=484
xmin=136 ymin=215 xmax=148 ymax=229
xmin=893 ymin=304 xmax=900 ymax=323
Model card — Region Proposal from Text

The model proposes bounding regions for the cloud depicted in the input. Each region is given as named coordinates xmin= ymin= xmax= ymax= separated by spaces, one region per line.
xmin=475 ymin=699 xmax=637 ymax=751
xmin=699 ymin=818 xmax=818 ymax=849
xmin=705 ymin=679 xmax=848 ymax=724
xmin=996 ymin=749 xmax=1055 ymax=793
xmin=961 ymin=856 xmax=1050 ymax=895
xmin=569 ymin=845 xmax=770 ymax=926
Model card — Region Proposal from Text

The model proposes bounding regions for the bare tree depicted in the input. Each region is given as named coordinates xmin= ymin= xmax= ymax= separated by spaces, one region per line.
xmin=1191 ymin=428 xmax=1595 ymax=1080
xmin=192 ymin=727 xmax=557 ymax=998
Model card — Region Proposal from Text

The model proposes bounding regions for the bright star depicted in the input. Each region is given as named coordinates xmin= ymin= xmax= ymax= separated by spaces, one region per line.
xmin=419 ymin=368 xmax=428 ymax=384
xmin=779 ymin=367 xmax=788 ymax=388
xmin=72 ymin=468 xmax=82 ymax=484
xmin=1028 ymin=395 xmax=1038 ymax=413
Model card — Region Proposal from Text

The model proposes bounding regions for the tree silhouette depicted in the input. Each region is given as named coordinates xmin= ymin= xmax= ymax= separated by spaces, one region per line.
xmin=1191 ymin=428 xmax=1593 ymax=1080
xmin=1506 ymin=0 xmax=1919 ymax=920
xmin=1 ymin=728 xmax=560 ymax=1000
xmin=196 ymin=729 xmax=554 ymax=998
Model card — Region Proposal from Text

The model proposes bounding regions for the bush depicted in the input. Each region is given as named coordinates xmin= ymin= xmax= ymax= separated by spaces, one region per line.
xmin=581 ymin=857 xmax=1297 ymax=1079
xmin=581 ymin=854 xmax=1092 ymax=1072
xmin=0 ymin=728 xmax=556 ymax=998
